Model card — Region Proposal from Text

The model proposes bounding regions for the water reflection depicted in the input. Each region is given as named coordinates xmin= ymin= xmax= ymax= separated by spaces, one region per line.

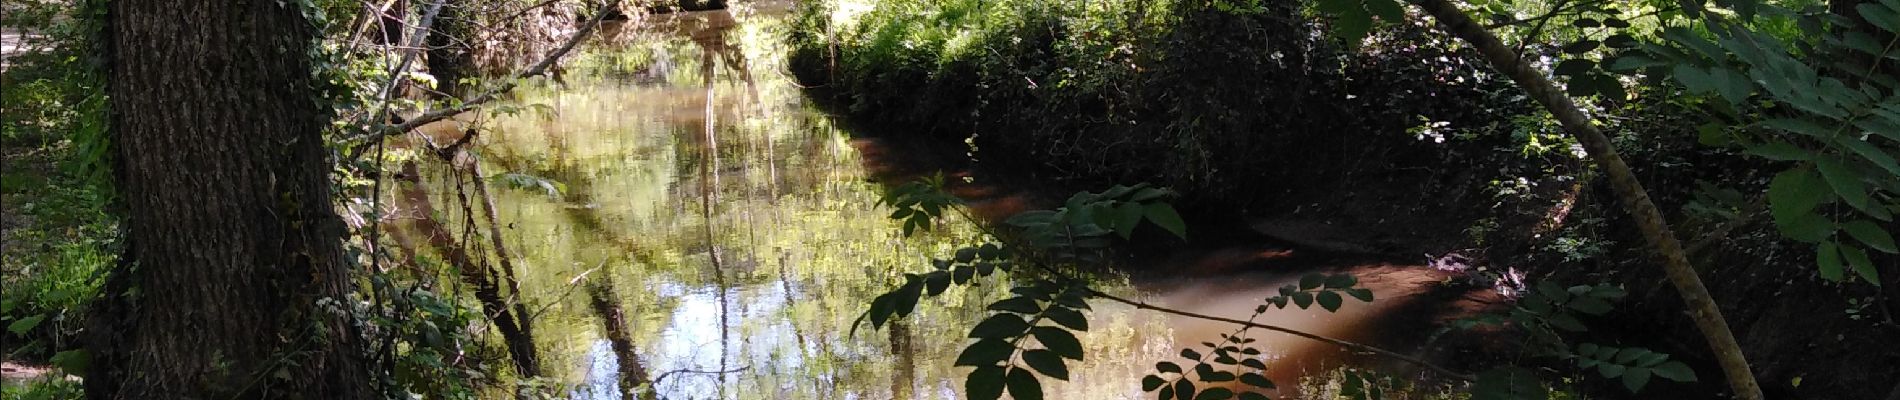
xmin=423 ymin=6 xmax=1473 ymax=400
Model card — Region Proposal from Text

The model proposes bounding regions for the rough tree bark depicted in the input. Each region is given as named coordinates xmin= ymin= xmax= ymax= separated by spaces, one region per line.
xmin=1404 ymin=0 xmax=1765 ymax=398
xmin=87 ymin=1 xmax=373 ymax=398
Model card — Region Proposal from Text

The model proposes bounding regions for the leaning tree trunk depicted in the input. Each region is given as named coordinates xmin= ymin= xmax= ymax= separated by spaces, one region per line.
xmin=1404 ymin=1 xmax=1766 ymax=399
xmin=87 ymin=1 xmax=373 ymax=399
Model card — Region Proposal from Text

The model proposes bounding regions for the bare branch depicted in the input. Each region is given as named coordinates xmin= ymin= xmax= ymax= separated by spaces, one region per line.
xmin=346 ymin=1 xmax=618 ymax=157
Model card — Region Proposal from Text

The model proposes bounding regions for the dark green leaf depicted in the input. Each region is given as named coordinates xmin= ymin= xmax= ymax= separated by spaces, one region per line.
xmin=1622 ymin=366 xmax=1653 ymax=392
xmin=967 ymin=365 xmax=1007 ymax=400
xmin=1817 ymin=159 xmax=1874 ymax=215
xmin=1844 ymin=220 xmax=1898 ymax=253
xmin=1323 ymin=274 xmax=1357 ymax=289
xmin=1181 ymin=348 xmax=1202 ymax=360
xmin=1291 ymin=292 xmax=1314 ymax=309
xmin=1034 ymin=326 xmax=1085 ymax=360
xmin=969 ymin=314 xmax=1031 ymax=339
xmin=1317 ymin=291 xmax=1344 ymax=312
xmin=7 ymin=314 xmax=44 ymax=336
xmin=1240 ymin=372 xmax=1276 ymax=388
xmin=1842 ymin=245 xmax=1882 ymax=285
xmin=1554 ymin=59 xmax=1596 ymax=76
xmin=1770 ymin=167 xmax=1836 ymax=242
xmin=1143 ymin=375 xmax=1167 ymax=391
xmin=1573 ymin=18 xmax=1601 ymax=27
xmin=1563 ymin=40 xmax=1601 ymax=54
xmin=1300 ymin=274 xmax=1326 ymax=290
xmin=1022 ymin=350 xmax=1070 ymax=381
xmin=1346 ymin=288 xmax=1375 ymax=302
xmin=1652 ymin=361 xmax=1698 ymax=382
xmin=1157 ymin=361 xmax=1183 ymax=374
xmin=1195 ymin=387 xmax=1236 ymax=400
xmin=1819 ymin=241 xmax=1846 ymax=281
xmin=956 ymin=339 xmax=1015 ymax=367
xmin=1366 ymin=0 xmax=1405 ymax=21
xmin=989 ymin=296 xmax=1042 ymax=314
xmin=1044 ymin=307 xmax=1089 ymax=331
xmin=1114 ymin=201 xmax=1145 ymax=239
xmin=1567 ymin=296 xmax=1614 ymax=315
xmin=1145 ymin=203 xmax=1189 ymax=240
xmin=1175 ymin=378 xmax=1197 ymax=400
xmin=926 ymin=272 xmax=951 ymax=296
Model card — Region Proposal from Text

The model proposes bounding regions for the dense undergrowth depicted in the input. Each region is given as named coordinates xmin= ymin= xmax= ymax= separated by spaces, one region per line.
xmin=1 ymin=0 xmax=112 ymax=369
xmin=788 ymin=0 xmax=1544 ymax=220
xmin=789 ymin=0 xmax=1898 ymax=398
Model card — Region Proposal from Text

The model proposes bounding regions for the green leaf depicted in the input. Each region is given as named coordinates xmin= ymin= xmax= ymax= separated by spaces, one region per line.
xmin=989 ymin=296 xmax=1042 ymax=314
xmin=869 ymin=292 xmax=898 ymax=328
xmin=1859 ymin=3 xmax=1900 ymax=32
xmin=1157 ymin=361 xmax=1183 ymax=374
xmin=1323 ymin=274 xmax=1358 ymax=289
xmin=1623 ymin=366 xmax=1653 ymax=392
xmin=7 ymin=314 xmax=45 ymax=336
xmin=1317 ymin=291 xmax=1344 ymax=312
xmin=967 ymin=365 xmax=1007 ymax=400
xmin=1365 ymin=0 xmax=1404 ymax=21
xmin=1145 ymin=203 xmax=1189 ymax=240
xmin=1240 ymin=372 xmax=1276 ymax=388
xmin=1817 ymin=241 xmax=1846 ymax=281
xmin=1034 ymin=326 xmax=1084 ymax=360
xmin=1817 ymin=159 xmax=1874 ymax=214
xmin=1324 ymin=2 xmax=1374 ymax=44
xmin=970 ymin=314 xmax=1031 ymax=339
xmin=1006 ymin=367 xmax=1044 ymax=400
xmin=1143 ymin=375 xmax=1167 ymax=391
xmin=1563 ymin=40 xmax=1602 ymax=54
xmin=1836 ymin=136 xmax=1900 ymax=177
xmin=1175 ymin=379 xmax=1198 ymax=400
xmin=1743 ymin=142 xmax=1809 ymax=161
xmin=1844 ymin=220 xmax=1898 ymax=253
xmin=1554 ymin=59 xmax=1596 ymax=76
xmin=1299 ymin=273 xmax=1326 ymax=290
xmin=49 ymin=349 xmax=88 ymax=377
xmin=1195 ymin=388 xmax=1236 ymax=400
xmin=1567 ymin=296 xmax=1614 ymax=315
xmin=1022 ymin=350 xmax=1070 ymax=381
xmin=1291 ymin=292 xmax=1314 ymax=309
xmin=1770 ymin=167 xmax=1836 ymax=242
xmin=1044 ymin=307 xmax=1089 ymax=331
xmin=956 ymin=339 xmax=1016 ymax=367
xmin=1346 ymin=288 xmax=1375 ymax=302
xmin=1114 ymin=201 xmax=1145 ymax=239
xmin=1842 ymin=245 xmax=1882 ymax=285
xmin=1652 ymin=361 xmax=1698 ymax=382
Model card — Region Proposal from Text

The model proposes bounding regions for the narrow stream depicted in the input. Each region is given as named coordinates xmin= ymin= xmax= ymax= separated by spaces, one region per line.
xmin=406 ymin=6 xmax=1467 ymax=399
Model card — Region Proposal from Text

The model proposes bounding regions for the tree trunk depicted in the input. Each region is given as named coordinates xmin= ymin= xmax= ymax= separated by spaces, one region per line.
xmin=87 ymin=1 xmax=373 ymax=399
xmin=1404 ymin=0 xmax=1765 ymax=398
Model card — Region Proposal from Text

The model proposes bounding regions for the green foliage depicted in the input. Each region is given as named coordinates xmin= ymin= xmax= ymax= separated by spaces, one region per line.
xmin=861 ymin=181 xmax=1220 ymax=399
xmin=1610 ymin=0 xmax=1900 ymax=285
xmin=0 ymin=377 xmax=84 ymax=400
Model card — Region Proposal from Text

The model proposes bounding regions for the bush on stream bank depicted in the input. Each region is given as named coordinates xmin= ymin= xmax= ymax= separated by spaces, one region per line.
xmin=787 ymin=0 xmax=1540 ymax=217
xmin=789 ymin=0 xmax=1899 ymax=398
